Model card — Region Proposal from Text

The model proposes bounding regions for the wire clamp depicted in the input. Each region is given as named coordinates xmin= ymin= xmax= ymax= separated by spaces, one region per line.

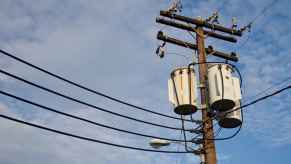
xmin=198 ymin=104 xmax=207 ymax=110
xmin=191 ymin=138 xmax=204 ymax=145
xmin=198 ymin=83 xmax=206 ymax=88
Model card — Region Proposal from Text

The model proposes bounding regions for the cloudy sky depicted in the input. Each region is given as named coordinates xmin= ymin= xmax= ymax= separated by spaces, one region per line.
xmin=0 ymin=0 xmax=290 ymax=164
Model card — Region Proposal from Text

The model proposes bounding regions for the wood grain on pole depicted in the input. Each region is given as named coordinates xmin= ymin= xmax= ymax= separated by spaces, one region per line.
xmin=196 ymin=26 xmax=217 ymax=164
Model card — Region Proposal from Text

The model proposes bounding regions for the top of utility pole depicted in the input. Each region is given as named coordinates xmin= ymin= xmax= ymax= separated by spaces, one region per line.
xmin=159 ymin=10 xmax=243 ymax=36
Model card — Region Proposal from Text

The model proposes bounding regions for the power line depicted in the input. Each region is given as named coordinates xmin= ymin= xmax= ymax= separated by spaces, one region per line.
xmin=195 ymin=84 xmax=291 ymax=138
xmin=245 ymin=76 xmax=291 ymax=101
xmin=190 ymin=121 xmax=242 ymax=142
xmin=216 ymin=0 xmax=228 ymax=13
xmin=235 ymin=33 xmax=251 ymax=51
xmin=236 ymin=0 xmax=281 ymax=51
xmin=250 ymin=0 xmax=280 ymax=25
xmin=0 ymin=90 xmax=194 ymax=142
xmin=196 ymin=100 xmax=244 ymax=142
xmin=0 ymin=69 xmax=192 ymax=132
xmin=228 ymin=84 xmax=291 ymax=114
xmin=204 ymin=125 xmax=242 ymax=141
xmin=0 ymin=114 xmax=197 ymax=154
xmin=0 ymin=49 xmax=197 ymax=123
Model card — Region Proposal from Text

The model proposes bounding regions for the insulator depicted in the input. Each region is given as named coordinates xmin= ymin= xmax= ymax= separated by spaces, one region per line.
xmin=232 ymin=17 xmax=238 ymax=29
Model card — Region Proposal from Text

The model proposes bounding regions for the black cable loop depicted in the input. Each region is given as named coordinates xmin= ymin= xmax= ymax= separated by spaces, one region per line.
xmin=187 ymin=62 xmax=243 ymax=141
xmin=171 ymin=69 xmax=199 ymax=152
xmin=180 ymin=115 xmax=190 ymax=152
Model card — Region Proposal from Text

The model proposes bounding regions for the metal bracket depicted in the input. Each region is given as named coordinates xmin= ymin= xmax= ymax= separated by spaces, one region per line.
xmin=198 ymin=83 xmax=206 ymax=88
xmin=192 ymin=138 xmax=204 ymax=145
xmin=198 ymin=104 xmax=207 ymax=110
xmin=189 ymin=129 xmax=204 ymax=134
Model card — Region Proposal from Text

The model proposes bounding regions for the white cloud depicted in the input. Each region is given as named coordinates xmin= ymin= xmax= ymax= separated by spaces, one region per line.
xmin=0 ymin=0 xmax=290 ymax=163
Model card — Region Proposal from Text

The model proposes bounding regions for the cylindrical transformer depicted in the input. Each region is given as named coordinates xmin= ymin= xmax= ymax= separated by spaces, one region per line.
xmin=217 ymin=101 xmax=242 ymax=128
xmin=168 ymin=67 xmax=198 ymax=115
xmin=208 ymin=64 xmax=237 ymax=111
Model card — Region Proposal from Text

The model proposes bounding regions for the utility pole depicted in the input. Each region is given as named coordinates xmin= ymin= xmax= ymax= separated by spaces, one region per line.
xmin=155 ymin=9 xmax=245 ymax=164
xmin=196 ymin=25 xmax=217 ymax=164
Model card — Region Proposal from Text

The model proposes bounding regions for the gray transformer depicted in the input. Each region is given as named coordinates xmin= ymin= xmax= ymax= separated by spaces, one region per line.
xmin=217 ymin=101 xmax=242 ymax=128
xmin=208 ymin=64 xmax=242 ymax=111
xmin=168 ymin=67 xmax=198 ymax=115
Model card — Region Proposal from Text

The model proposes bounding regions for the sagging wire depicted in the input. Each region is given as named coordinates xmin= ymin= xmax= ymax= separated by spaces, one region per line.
xmin=0 ymin=49 xmax=199 ymax=123
xmin=245 ymin=75 xmax=291 ymax=102
xmin=193 ymin=85 xmax=291 ymax=141
xmin=0 ymin=114 xmax=196 ymax=154
xmin=0 ymin=69 xmax=194 ymax=132
xmin=170 ymin=69 xmax=202 ymax=151
xmin=0 ymin=90 xmax=194 ymax=143
xmin=167 ymin=52 xmax=192 ymax=61
xmin=235 ymin=0 xmax=281 ymax=51
xmin=170 ymin=71 xmax=189 ymax=151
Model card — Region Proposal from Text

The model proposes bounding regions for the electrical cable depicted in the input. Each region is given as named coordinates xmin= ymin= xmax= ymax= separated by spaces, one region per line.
xmin=0 ymin=90 xmax=194 ymax=142
xmin=226 ymin=84 xmax=291 ymax=114
xmin=191 ymin=120 xmax=242 ymax=142
xmin=0 ymin=114 xmax=196 ymax=154
xmin=170 ymin=71 xmax=200 ymax=151
xmin=235 ymin=33 xmax=251 ymax=51
xmin=175 ymin=130 xmax=183 ymax=164
xmin=187 ymin=69 xmax=291 ymax=141
xmin=167 ymin=52 xmax=192 ymax=61
xmin=0 ymin=69 xmax=191 ymax=132
xmin=245 ymin=76 xmax=291 ymax=101
xmin=215 ymin=0 xmax=228 ymax=13
xmin=206 ymin=100 xmax=245 ymax=141
xmin=196 ymin=87 xmax=290 ymax=142
xmin=194 ymin=84 xmax=290 ymax=141
xmin=250 ymin=0 xmax=280 ymax=25
xmin=180 ymin=115 xmax=190 ymax=151
xmin=181 ymin=115 xmax=200 ymax=152
xmin=0 ymin=49 xmax=196 ymax=123
xmin=203 ymin=125 xmax=242 ymax=141
xmin=236 ymin=0 xmax=281 ymax=51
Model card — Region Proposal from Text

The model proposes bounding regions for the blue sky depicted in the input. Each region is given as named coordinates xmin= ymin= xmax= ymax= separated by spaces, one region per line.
xmin=0 ymin=0 xmax=290 ymax=163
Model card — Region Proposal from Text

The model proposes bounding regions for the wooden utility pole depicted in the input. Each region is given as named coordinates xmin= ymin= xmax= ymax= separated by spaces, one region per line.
xmin=196 ymin=26 xmax=217 ymax=164
xmin=155 ymin=10 xmax=244 ymax=164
